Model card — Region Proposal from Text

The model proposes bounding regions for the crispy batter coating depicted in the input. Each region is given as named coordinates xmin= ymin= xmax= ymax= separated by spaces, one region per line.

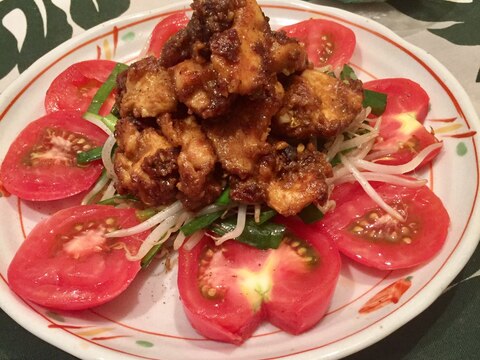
xmin=269 ymin=30 xmax=308 ymax=76
xmin=114 ymin=118 xmax=179 ymax=206
xmin=273 ymin=69 xmax=364 ymax=139
xmin=113 ymin=0 xmax=362 ymax=216
xmin=118 ymin=57 xmax=177 ymax=118
xmin=160 ymin=0 xmax=242 ymax=68
xmin=158 ymin=114 xmax=222 ymax=210
xmin=203 ymin=82 xmax=284 ymax=178
xmin=230 ymin=144 xmax=332 ymax=216
xmin=210 ymin=0 xmax=272 ymax=95
xmin=169 ymin=60 xmax=232 ymax=119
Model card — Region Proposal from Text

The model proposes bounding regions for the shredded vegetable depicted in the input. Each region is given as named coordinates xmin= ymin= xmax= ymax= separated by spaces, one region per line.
xmin=353 ymin=142 xmax=443 ymax=174
xmin=334 ymin=173 xmax=427 ymax=187
xmin=210 ymin=204 xmax=248 ymax=245
xmin=106 ymin=200 xmax=184 ymax=238
xmin=340 ymin=154 xmax=405 ymax=221
xmin=87 ymin=63 xmax=128 ymax=114
xmin=81 ymin=170 xmax=109 ymax=205
xmin=77 ymin=146 xmax=103 ymax=164
xmin=125 ymin=215 xmax=179 ymax=261
xmin=101 ymin=134 xmax=117 ymax=180
xmin=83 ymin=112 xmax=114 ymax=134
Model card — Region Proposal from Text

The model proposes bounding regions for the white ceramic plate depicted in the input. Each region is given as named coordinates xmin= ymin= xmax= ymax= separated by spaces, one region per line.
xmin=0 ymin=1 xmax=479 ymax=359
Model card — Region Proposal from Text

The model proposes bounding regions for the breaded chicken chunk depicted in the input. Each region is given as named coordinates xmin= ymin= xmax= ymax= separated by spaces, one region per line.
xmin=158 ymin=114 xmax=222 ymax=210
xmin=203 ymin=82 xmax=284 ymax=178
xmin=210 ymin=0 xmax=273 ymax=95
xmin=230 ymin=143 xmax=333 ymax=216
xmin=273 ymin=69 xmax=364 ymax=139
xmin=169 ymin=60 xmax=232 ymax=119
xmin=117 ymin=57 xmax=177 ymax=118
xmin=160 ymin=0 xmax=242 ymax=68
xmin=269 ymin=30 xmax=308 ymax=76
xmin=114 ymin=118 xmax=179 ymax=206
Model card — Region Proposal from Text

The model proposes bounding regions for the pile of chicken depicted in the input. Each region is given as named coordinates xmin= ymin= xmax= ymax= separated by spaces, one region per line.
xmin=114 ymin=0 xmax=363 ymax=217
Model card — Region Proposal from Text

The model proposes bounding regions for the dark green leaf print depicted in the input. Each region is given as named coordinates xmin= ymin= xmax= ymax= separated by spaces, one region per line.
xmin=0 ymin=0 xmax=72 ymax=76
xmin=0 ymin=0 xmax=131 ymax=79
xmin=70 ymin=0 xmax=130 ymax=30
xmin=388 ymin=0 xmax=480 ymax=46
xmin=0 ymin=21 xmax=19 ymax=79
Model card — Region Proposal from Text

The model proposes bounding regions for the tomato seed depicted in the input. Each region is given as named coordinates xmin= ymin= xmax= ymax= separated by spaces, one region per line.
xmin=403 ymin=237 xmax=412 ymax=244
xmin=297 ymin=247 xmax=307 ymax=256
xmin=205 ymin=249 xmax=214 ymax=258
xmin=369 ymin=212 xmax=379 ymax=220
xmin=352 ymin=225 xmax=364 ymax=233
xmin=291 ymin=241 xmax=300 ymax=248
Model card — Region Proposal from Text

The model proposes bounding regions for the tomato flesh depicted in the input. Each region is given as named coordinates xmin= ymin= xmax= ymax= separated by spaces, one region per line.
xmin=0 ymin=111 xmax=107 ymax=201
xmin=8 ymin=205 xmax=148 ymax=310
xmin=178 ymin=217 xmax=341 ymax=344
xmin=146 ymin=12 xmax=189 ymax=58
xmin=364 ymin=78 xmax=440 ymax=168
xmin=319 ymin=181 xmax=449 ymax=270
xmin=281 ymin=19 xmax=356 ymax=69
xmin=45 ymin=60 xmax=117 ymax=116
xmin=365 ymin=78 xmax=430 ymax=122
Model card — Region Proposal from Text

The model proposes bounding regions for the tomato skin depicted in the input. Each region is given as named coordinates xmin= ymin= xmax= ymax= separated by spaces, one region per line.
xmin=364 ymin=78 xmax=440 ymax=168
xmin=0 ymin=111 xmax=107 ymax=201
xmin=319 ymin=181 xmax=449 ymax=270
xmin=281 ymin=19 xmax=356 ymax=68
xmin=7 ymin=205 xmax=147 ymax=310
xmin=45 ymin=60 xmax=117 ymax=116
xmin=178 ymin=237 xmax=265 ymax=344
xmin=146 ymin=12 xmax=189 ymax=58
xmin=364 ymin=78 xmax=430 ymax=122
xmin=267 ymin=216 xmax=341 ymax=334
xmin=178 ymin=218 xmax=341 ymax=344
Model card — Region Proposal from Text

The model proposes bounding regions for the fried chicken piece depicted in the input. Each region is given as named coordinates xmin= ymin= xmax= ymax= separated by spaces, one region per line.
xmin=210 ymin=0 xmax=273 ymax=95
xmin=269 ymin=30 xmax=308 ymax=76
xmin=230 ymin=143 xmax=333 ymax=216
xmin=169 ymin=59 xmax=232 ymax=119
xmin=158 ymin=114 xmax=222 ymax=210
xmin=114 ymin=118 xmax=179 ymax=206
xmin=203 ymin=82 xmax=284 ymax=178
xmin=118 ymin=56 xmax=177 ymax=118
xmin=160 ymin=0 xmax=241 ymax=67
xmin=273 ymin=69 xmax=364 ymax=140
xmin=163 ymin=0 xmax=308 ymax=99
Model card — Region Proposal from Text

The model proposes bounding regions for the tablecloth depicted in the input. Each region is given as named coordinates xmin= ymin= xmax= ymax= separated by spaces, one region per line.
xmin=0 ymin=1 xmax=479 ymax=359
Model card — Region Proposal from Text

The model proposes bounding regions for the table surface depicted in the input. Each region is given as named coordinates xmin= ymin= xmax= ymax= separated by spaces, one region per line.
xmin=0 ymin=0 xmax=479 ymax=359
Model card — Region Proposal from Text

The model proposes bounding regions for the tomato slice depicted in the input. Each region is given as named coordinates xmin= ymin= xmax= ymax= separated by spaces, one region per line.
xmin=178 ymin=217 xmax=341 ymax=344
xmin=8 ymin=205 xmax=147 ymax=310
xmin=45 ymin=60 xmax=117 ymax=116
xmin=0 ymin=111 xmax=107 ymax=201
xmin=146 ymin=12 xmax=189 ymax=58
xmin=319 ymin=181 xmax=449 ymax=270
xmin=364 ymin=78 xmax=440 ymax=168
xmin=365 ymin=78 xmax=430 ymax=122
xmin=281 ymin=19 xmax=356 ymax=69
